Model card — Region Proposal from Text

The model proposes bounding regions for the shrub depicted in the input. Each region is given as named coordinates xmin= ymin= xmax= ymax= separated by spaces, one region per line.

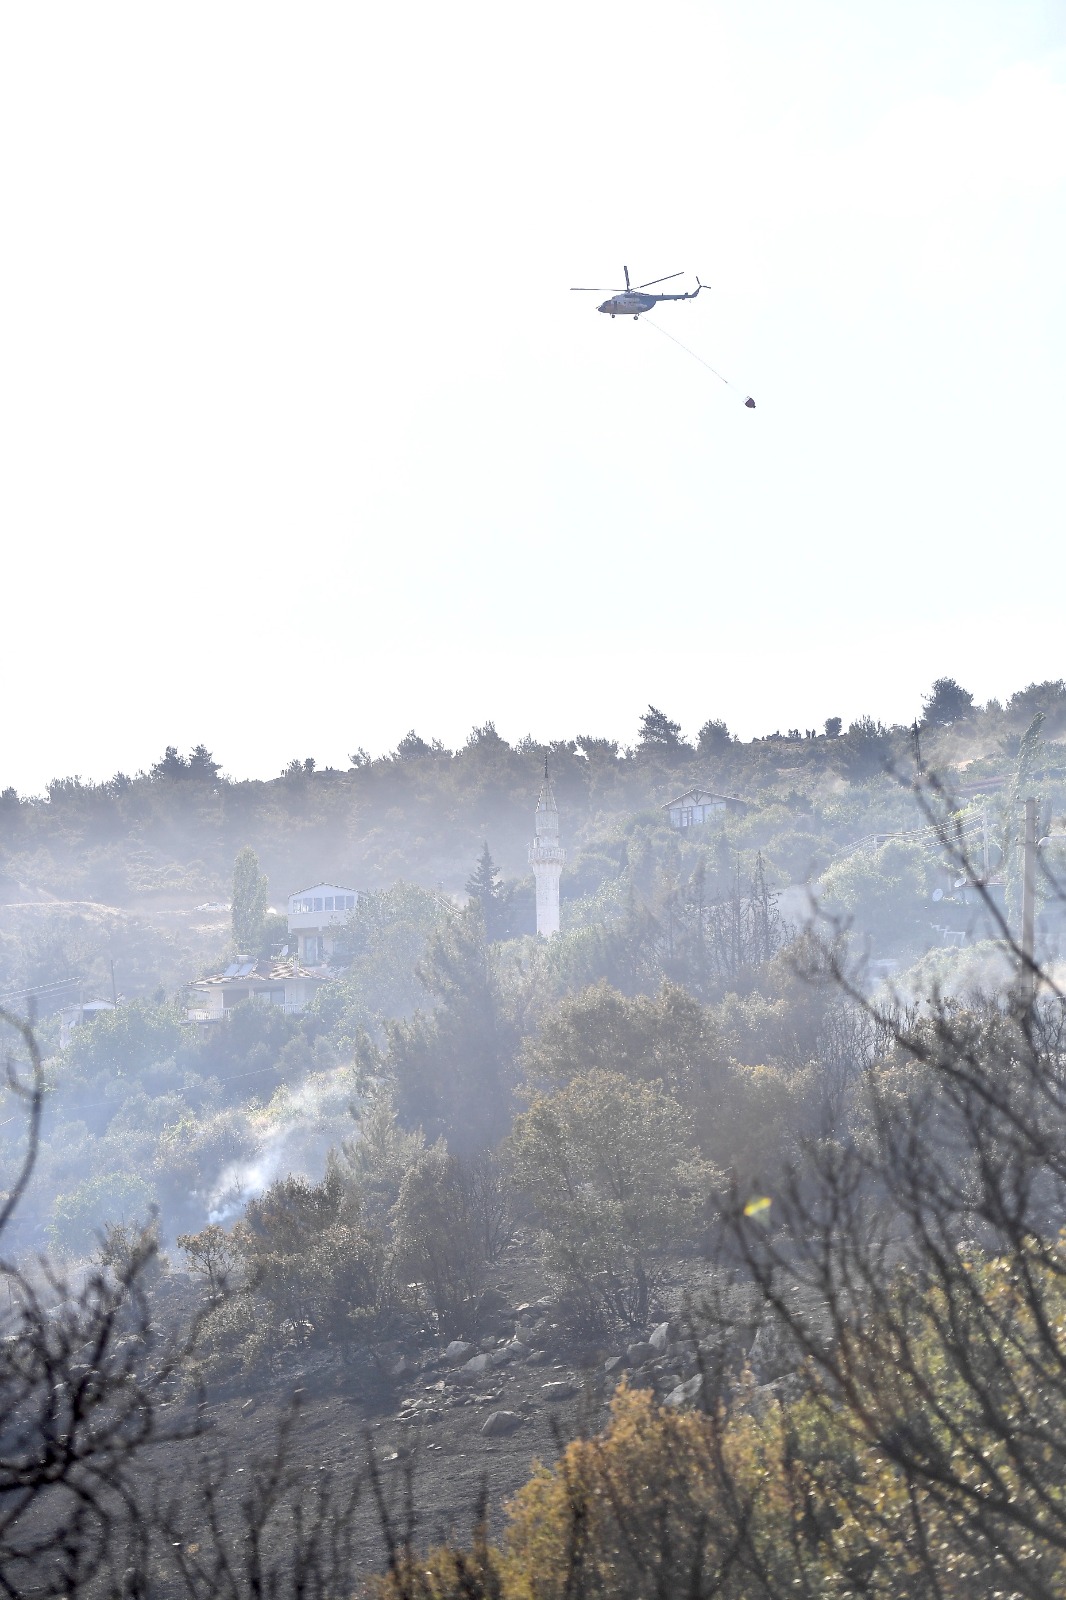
xmin=50 ymin=1170 xmax=158 ymax=1261
xmin=510 ymin=1070 xmax=715 ymax=1327
xmin=391 ymin=1144 xmax=488 ymax=1336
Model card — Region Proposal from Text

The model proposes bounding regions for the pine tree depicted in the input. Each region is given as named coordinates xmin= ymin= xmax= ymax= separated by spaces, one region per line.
xmin=464 ymin=842 xmax=512 ymax=941
xmin=638 ymin=705 xmax=685 ymax=749
xmin=387 ymin=904 xmax=516 ymax=1153
xmin=696 ymin=718 xmax=732 ymax=757
xmin=922 ymin=677 xmax=975 ymax=726
xmin=187 ymin=744 xmax=221 ymax=782
xmin=150 ymin=746 xmax=187 ymax=780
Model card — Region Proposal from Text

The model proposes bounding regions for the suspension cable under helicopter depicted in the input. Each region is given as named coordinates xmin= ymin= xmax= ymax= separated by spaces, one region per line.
xmin=641 ymin=315 xmax=755 ymax=407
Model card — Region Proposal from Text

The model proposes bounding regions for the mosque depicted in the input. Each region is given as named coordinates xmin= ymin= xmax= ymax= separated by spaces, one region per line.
xmin=528 ymin=760 xmax=565 ymax=937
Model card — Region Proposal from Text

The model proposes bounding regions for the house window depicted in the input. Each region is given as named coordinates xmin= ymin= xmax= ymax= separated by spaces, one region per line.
xmin=680 ymin=808 xmax=694 ymax=827
xmin=304 ymin=936 xmax=320 ymax=963
xmin=345 ymin=896 xmax=355 ymax=910
xmin=313 ymin=898 xmax=323 ymax=912
xmin=324 ymin=897 xmax=334 ymax=911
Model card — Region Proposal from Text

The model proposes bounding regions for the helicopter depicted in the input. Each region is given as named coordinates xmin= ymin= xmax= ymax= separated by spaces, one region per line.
xmin=570 ymin=265 xmax=706 ymax=319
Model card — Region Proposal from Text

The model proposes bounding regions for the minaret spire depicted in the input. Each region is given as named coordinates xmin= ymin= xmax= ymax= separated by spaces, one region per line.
xmin=529 ymin=753 xmax=564 ymax=936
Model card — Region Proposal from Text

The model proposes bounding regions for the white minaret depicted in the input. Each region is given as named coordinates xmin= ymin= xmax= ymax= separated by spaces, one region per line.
xmin=529 ymin=758 xmax=565 ymax=937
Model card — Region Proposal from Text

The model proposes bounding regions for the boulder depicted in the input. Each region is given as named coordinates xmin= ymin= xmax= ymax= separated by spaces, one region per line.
xmin=481 ymin=1409 xmax=523 ymax=1438
xmin=390 ymin=1355 xmax=416 ymax=1379
xmin=745 ymin=1372 xmax=804 ymax=1418
xmin=541 ymin=1380 xmax=578 ymax=1401
xmin=648 ymin=1321 xmax=672 ymax=1354
xmin=748 ymin=1321 xmax=802 ymax=1383
xmin=664 ymin=1373 xmax=704 ymax=1409
xmin=444 ymin=1341 xmax=474 ymax=1365
xmin=459 ymin=1353 xmax=494 ymax=1381
xmin=626 ymin=1342 xmax=657 ymax=1367
xmin=604 ymin=1356 xmax=625 ymax=1375
xmin=526 ymin=1349 xmax=550 ymax=1365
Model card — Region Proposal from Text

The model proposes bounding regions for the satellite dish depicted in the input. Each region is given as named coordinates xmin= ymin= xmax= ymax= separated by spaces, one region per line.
xmin=932 ymin=888 xmax=944 ymax=903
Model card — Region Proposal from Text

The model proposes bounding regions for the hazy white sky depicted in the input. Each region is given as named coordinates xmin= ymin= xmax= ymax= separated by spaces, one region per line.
xmin=2 ymin=1 xmax=1064 ymax=791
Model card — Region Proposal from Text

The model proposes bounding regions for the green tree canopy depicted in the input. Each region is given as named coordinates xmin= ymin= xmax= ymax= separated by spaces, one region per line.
xmin=696 ymin=718 xmax=732 ymax=757
xmin=64 ymin=999 xmax=183 ymax=1079
xmin=149 ymin=744 xmax=220 ymax=781
xmin=386 ymin=904 xmax=516 ymax=1154
xmin=50 ymin=1170 xmax=158 ymax=1259
xmin=187 ymin=744 xmax=222 ymax=781
xmin=637 ymin=705 xmax=689 ymax=754
xmin=521 ymin=980 xmax=728 ymax=1107
xmin=465 ymin=842 xmax=513 ymax=941
xmin=231 ymin=845 xmax=268 ymax=955
xmin=837 ymin=716 xmax=897 ymax=780
xmin=391 ymin=1143 xmax=486 ymax=1336
xmin=511 ymin=1068 xmax=714 ymax=1325
xmin=921 ymin=677 xmax=974 ymax=726
xmin=150 ymin=746 xmax=187 ymax=781
xmin=394 ymin=730 xmax=435 ymax=759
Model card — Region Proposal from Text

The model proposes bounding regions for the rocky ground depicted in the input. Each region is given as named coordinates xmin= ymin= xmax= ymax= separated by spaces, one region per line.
xmin=152 ymin=1250 xmax=801 ymax=1579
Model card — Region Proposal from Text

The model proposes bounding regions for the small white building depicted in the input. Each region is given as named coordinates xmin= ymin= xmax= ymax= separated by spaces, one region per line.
xmin=186 ymin=959 xmax=327 ymax=1023
xmin=662 ymin=788 xmax=748 ymax=830
xmin=59 ymin=1000 xmax=116 ymax=1051
xmin=286 ymin=883 xmax=358 ymax=965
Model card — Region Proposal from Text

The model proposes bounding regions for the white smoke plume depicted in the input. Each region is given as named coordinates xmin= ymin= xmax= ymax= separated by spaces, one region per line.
xmin=207 ymin=1066 xmax=367 ymax=1224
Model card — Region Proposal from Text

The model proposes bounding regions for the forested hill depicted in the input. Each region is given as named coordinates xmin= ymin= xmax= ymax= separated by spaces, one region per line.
xmin=2 ymin=684 xmax=1066 ymax=1003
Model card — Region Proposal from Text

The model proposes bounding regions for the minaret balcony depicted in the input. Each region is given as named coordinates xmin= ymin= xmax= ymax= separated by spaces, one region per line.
xmin=529 ymin=842 xmax=565 ymax=865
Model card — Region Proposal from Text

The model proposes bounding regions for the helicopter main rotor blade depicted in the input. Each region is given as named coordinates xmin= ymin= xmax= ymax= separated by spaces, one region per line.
xmin=636 ymin=271 xmax=684 ymax=289
xmin=570 ymin=286 xmax=623 ymax=292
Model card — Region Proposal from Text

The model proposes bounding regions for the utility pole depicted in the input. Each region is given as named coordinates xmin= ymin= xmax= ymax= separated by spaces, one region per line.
xmin=1022 ymin=795 xmax=1037 ymax=997
xmin=912 ymin=721 xmax=924 ymax=777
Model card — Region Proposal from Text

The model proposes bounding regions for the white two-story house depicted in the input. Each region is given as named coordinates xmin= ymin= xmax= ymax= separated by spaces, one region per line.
xmin=286 ymin=883 xmax=359 ymax=965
